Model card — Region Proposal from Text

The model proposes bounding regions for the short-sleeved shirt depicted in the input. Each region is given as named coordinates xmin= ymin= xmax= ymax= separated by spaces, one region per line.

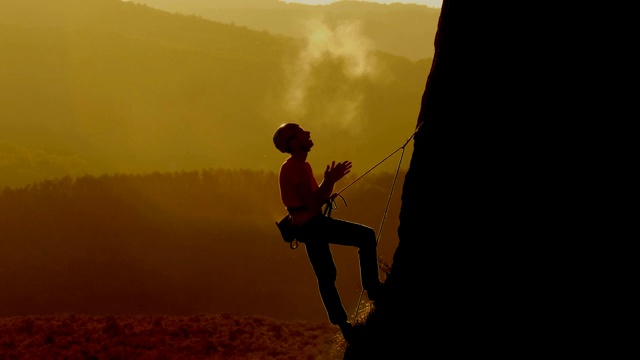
xmin=279 ymin=157 xmax=321 ymax=225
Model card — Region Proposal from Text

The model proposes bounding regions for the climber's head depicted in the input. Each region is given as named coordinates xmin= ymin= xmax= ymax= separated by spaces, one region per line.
xmin=273 ymin=123 xmax=307 ymax=154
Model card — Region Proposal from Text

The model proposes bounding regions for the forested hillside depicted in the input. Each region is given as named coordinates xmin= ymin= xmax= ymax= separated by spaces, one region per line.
xmin=0 ymin=0 xmax=428 ymax=189
xmin=0 ymin=168 xmax=404 ymax=324
xmin=133 ymin=0 xmax=440 ymax=61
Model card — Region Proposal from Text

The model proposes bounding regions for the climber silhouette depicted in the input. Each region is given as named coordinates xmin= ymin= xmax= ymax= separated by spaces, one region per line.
xmin=273 ymin=123 xmax=382 ymax=343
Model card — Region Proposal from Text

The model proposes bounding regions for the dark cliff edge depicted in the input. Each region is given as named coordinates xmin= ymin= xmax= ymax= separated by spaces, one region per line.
xmin=342 ymin=2 xmax=592 ymax=358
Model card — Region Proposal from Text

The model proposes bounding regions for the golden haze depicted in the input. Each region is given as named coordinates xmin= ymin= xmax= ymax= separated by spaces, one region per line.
xmin=0 ymin=0 xmax=436 ymax=189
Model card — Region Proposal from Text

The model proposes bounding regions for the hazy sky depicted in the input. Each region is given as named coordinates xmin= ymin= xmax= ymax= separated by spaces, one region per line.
xmin=285 ymin=0 xmax=442 ymax=7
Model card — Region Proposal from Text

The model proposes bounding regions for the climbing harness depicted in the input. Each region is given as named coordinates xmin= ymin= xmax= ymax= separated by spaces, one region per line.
xmin=322 ymin=193 xmax=346 ymax=218
xmin=275 ymin=214 xmax=299 ymax=249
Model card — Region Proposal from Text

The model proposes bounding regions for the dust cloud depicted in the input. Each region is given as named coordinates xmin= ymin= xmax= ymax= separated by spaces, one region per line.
xmin=283 ymin=18 xmax=378 ymax=133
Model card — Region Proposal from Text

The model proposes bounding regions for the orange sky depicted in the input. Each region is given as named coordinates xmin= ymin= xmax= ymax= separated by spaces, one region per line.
xmin=286 ymin=0 xmax=442 ymax=5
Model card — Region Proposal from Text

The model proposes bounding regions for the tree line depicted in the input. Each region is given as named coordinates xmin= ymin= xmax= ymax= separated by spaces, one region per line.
xmin=0 ymin=168 xmax=404 ymax=322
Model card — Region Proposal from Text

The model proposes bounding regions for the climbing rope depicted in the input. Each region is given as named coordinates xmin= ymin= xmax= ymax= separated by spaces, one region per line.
xmin=336 ymin=123 xmax=422 ymax=198
xmin=323 ymin=122 xmax=424 ymax=319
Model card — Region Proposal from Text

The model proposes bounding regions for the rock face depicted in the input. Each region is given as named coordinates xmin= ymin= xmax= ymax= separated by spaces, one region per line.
xmin=343 ymin=2 xmax=585 ymax=359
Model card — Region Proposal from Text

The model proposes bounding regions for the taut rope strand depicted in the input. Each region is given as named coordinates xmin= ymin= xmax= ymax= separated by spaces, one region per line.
xmin=341 ymin=122 xmax=423 ymax=319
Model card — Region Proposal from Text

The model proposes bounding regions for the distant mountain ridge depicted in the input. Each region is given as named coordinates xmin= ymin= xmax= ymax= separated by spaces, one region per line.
xmin=128 ymin=0 xmax=440 ymax=61
xmin=0 ymin=0 xmax=291 ymax=58
xmin=0 ymin=0 xmax=431 ymax=189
